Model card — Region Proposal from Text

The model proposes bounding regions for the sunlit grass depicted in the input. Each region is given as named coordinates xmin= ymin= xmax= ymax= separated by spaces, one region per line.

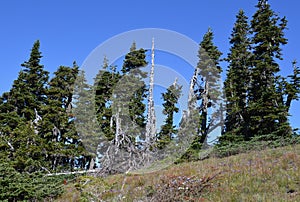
xmin=57 ymin=144 xmax=300 ymax=201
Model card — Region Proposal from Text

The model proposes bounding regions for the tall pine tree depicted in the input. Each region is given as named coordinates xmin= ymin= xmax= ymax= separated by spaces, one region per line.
xmin=221 ymin=10 xmax=252 ymax=143
xmin=115 ymin=42 xmax=148 ymax=140
xmin=95 ymin=57 xmax=120 ymax=141
xmin=10 ymin=40 xmax=49 ymax=121
xmin=181 ymin=29 xmax=222 ymax=161
xmin=0 ymin=40 xmax=49 ymax=172
xmin=248 ymin=0 xmax=290 ymax=139
xmin=157 ymin=79 xmax=182 ymax=149
xmin=196 ymin=29 xmax=222 ymax=145
xmin=40 ymin=62 xmax=89 ymax=171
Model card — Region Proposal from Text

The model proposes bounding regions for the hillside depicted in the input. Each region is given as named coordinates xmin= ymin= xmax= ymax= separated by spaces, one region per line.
xmin=57 ymin=144 xmax=300 ymax=201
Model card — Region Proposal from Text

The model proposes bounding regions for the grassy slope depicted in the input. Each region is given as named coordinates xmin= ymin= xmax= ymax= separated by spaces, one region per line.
xmin=57 ymin=144 xmax=300 ymax=201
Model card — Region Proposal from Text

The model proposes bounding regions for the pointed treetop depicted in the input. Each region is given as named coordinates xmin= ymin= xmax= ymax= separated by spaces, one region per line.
xmin=201 ymin=28 xmax=214 ymax=48
xmin=102 ymin=55 xmax=109 ymax=70
xmin=173 ymin=77 xmax=178 ymax=87
xmin=207 ymin=27 xmax=212 ymax=33
xmin=198 ymin=28 xmax=222 ymax=71
xmin=22 ymin=40 xmax=43 ymax=68
xmin=73 ymin=61 xmax=79 ymax=69
xmin=130 ymin=41 xmax=136 ymax=52
xmin=258 ymin=0 xmax=268 ymax=6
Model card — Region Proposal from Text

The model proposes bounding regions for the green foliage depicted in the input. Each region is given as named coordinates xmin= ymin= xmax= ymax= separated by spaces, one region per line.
xmin=197 ymin=28 xmax=222 ymax=143
xmin=248 ymin=0 xmax=290 ymax=139
xmin=0 ymin=162 xmax=65 ymax=201
xmin=220 ymin=0 xmax=299 ymax=147
xmin=157 ymin=80 xmax=182 ymax=148
xmin=222 ymin=10 xmax=252 ymax=143
xmin=114 ymin=43 xmax=148 ymax=139
xmin=40 ymin=62 xmax=89 ymax=171
xmin=11 ymin=40 xmax=49 ymax=121
xmin=0 ymin=41 xmax=92 ymax=200
xmin=182 ymin=29 xmax=222 ymax=161
xmin=122 ymin=44 xmax=148 ymax=129
xmin=72 ymin=70 xmax=97 ymax=168
xmin=215 ymin=135 xmax=300 ymax=158
xmin=1 ymin=1 xmax=300 ymax=199
xmin=95 ymin=66 xmax=120 ymax=141
xmin=121 ymin=44 xmax=148 ymax=75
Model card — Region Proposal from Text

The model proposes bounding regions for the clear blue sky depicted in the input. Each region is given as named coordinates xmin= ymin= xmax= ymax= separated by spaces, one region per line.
xmin=0 ymin=0 xmax=299 ymax=129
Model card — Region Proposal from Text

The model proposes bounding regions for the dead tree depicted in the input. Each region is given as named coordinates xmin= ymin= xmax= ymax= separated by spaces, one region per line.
xmin=145 ymin=38 xmax=157 ymax=145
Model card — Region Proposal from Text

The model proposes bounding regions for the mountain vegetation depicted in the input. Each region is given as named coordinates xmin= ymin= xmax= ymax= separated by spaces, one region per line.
xmin=0 ymin=0 xmax=299 ymax=200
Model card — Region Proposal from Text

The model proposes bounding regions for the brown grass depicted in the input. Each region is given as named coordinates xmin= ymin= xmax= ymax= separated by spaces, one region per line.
xmin=56 ymin=144 xmax=300 ymax=201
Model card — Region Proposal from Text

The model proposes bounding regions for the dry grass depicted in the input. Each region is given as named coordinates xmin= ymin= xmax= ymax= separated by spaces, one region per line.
xmin=56 ymin=144 xmax=300 ymax=201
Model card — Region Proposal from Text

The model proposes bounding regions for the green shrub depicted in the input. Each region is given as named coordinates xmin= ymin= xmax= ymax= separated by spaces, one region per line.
xmin=0 ymin=162 xmax=70 ymax=201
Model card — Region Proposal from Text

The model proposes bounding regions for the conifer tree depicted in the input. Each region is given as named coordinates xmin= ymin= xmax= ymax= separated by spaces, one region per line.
xmin=9 ymin=40 xmax=49 ymax=120
xmin=0 ymin=40 xmax=49 ymax=172
xmin=276 ymin=61 xmax=300 ymax=135
xmin=9 ymin=122 xmax=45 ymax=173
xmin=221 ymin=10 xmax=252 ymax=143
xmin=157 ymin=79 xmax=182 ymax=148
xmin=196 ymin=29 xmax=222 ymax=145
xmin=286 ymin=61 xmax=300 ymax=112
xmin=40 ymin=62 xmax=88 ymax=171
xmin=72 ymin=69 xmax=97 ymax=169
xmin=95 ymin=57 xmax=120 ymax=141
xmin=181 ymin=29 xmax=222 ymax=161
xmin=117 ymin=43 xmax=148 ymax=139
xmin=248 ymin=0 xmax=290 ymax=139
xmin=98 ymin=44 xmax=148 ymax=173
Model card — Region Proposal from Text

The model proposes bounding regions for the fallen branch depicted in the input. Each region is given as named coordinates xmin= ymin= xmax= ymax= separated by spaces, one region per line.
xmin=45 ymin=169 xmax=100 ymax=176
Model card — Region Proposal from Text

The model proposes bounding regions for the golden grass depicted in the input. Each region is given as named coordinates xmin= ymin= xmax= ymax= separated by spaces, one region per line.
xmin=56 ymin=144 xmax=300 ymax=201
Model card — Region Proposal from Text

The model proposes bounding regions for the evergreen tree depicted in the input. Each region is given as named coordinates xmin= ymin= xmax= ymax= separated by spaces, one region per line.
xmin=0 ymin=40 xmax=49 ymax=172
xmin=72 ymin=69 xmax=97 ymax=169
xmin=221 ymin=10 xmax=252 ymax=144
xmin=181 ymin=29 xmax=222 ymax=161
xmin=0 ymin=92 xmax=24 ymax=138
xmin=248 ymin=0 xmax=290 ymax=139
xmin=10 ymin=40 xmax=49 ymax=120
xmin=94 ymin=57 xmax=120 ymax=141
xmin=285 ymin=61 xmax=300 ymax=112
xmin=157 ymin=79 xmax=182 ymax=148
xmin=9 ymin=122 xmax=45 ymax=173
xmin=40 ymin=62 xmax=88 ymax=171
xmin=121 ymin=43 xmax=147 ymax=75
xmin=116 ymin=43 xmax=148 ymax=139
xmin=196 ymin=29 xmax=222 ymax=145
xmin=276 ymin=61 xmax=300 ymax=134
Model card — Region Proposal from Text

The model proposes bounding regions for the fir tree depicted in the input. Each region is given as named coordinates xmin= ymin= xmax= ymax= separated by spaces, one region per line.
xmin=221 ymin=10 xmax=252 ymax=143
xmin=9 ymin=122 xmax=45 ymax=173
xmin=72 ymin=69 xmax=98 ymax=169
xmin=10 ymin=40 xmax=49 ymax=120
xmin=94 ymin=57 xmax=120 ymax=141
xmin=0 ymin=40 xmax=49 ymax=172
xmin=248 ymin=0 xmax=290 ymax=139
xmin=181 ymin=29 xmax=222 ymax=161
xmin=40 ymin=62 xmax=88 ymax=171
xmin=286 ymin=61 xmax=300 ymax=112
xmin=196 ymin=29 xmax=222 ymax=145
xmin=157 ymin=79 xmax=182 ymax=149
xmin=115 ymin=42 xmax=148 ymax=139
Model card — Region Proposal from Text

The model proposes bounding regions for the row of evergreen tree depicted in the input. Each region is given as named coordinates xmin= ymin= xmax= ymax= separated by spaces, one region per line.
xmin=0 ymin=39 xmax=183 ymax=174
xmin=221 ymin=1 xmax=300 ymax=144
xmin=0 ymin=0 xmax=300 ymax=199
xmin=181 ymin=0 xmax=299 ymax=160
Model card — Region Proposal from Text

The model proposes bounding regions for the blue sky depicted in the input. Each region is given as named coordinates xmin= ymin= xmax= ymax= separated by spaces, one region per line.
xmin=0 ymin=0 xmax=299 ymax=130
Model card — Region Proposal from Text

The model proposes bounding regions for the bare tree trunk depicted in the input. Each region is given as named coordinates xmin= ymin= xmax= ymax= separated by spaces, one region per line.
xmin=145 ymin=38 xmax=156 ymax=144
xmin=188 ymin=67 xmax=200 ymax=115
